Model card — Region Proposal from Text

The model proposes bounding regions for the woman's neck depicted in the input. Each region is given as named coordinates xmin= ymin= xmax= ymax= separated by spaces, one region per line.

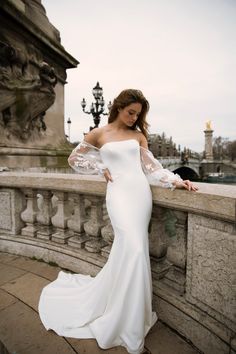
xmin=109 ymin=120 xmax=131 ymax=131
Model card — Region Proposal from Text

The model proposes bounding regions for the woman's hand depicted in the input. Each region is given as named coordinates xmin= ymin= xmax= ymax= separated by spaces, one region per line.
xmin=104 ymin=169 xmax=113 ymax=183
xmin=173 ymin=180 xmax=198 ymax=191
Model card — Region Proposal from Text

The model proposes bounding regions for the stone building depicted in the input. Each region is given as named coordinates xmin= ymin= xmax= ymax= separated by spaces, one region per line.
xmin=148 ymin=133 xmax=179 ymax=157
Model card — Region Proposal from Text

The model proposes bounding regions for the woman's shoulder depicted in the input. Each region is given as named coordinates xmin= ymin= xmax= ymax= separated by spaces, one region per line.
xmin=83 ymin=127 xmax=102 ymax=145
xmin=133 ymin=130 xmax=148 ymax=146
xmin=84 ymin=126 xmax=108 ymax=147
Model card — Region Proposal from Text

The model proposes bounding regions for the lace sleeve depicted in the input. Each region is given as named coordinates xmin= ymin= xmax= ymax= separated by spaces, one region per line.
xmin=140 ymin=147 xmax=182 ymax=189
xmin=68 ymin=141 xmax=106 ymax=175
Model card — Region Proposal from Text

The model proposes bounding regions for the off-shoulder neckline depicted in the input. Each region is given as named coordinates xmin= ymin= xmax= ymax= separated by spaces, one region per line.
xmin=100 ymin=139 xmax=139 ymax=150
xmin=81 ymin=138 xmax=149 ymax=152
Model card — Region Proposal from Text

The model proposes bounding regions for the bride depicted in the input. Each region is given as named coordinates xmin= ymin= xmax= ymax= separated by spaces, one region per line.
xmin=38 ymin=89 xmax=197 ymax=354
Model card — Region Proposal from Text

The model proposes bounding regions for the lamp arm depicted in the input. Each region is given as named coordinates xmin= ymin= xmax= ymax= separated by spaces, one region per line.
xmin=82 ymin=109 xmax=92 ymax=115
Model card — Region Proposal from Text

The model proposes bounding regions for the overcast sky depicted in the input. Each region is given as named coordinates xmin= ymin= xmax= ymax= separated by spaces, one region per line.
xmin=42 ymin=0 xmax=236 ymax=152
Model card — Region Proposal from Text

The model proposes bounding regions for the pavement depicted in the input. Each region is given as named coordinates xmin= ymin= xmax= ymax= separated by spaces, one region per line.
xmin=0 ymin=252 xmax=200 ymax=354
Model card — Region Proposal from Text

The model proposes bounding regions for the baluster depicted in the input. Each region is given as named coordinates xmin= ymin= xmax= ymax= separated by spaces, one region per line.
xmin=101 ymin=221 xmax=114 ymax=258
xmin=67 ymin=193 xmax=89 ymax=248
xmin=51 ymin=191 xmax=72 ymax=243
xmin=149 ymin=205 xmax=172 ymax=280
xmin=101 ymin=204 xmax=114 ymax=258
xmin=36 ymin=190 xmax=53 ymax=240
xmin=83 ymin=196 xmax=107 ymax=253
xmin=21 ymin=188 xmax=39 ymax=237
xmin=164 ymin=210 xmax=187 ymax=293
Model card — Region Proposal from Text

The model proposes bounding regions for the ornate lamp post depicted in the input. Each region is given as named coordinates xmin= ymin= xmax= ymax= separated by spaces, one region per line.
xmin=81 ymin=82 xmax=112 ymax=131
xmin=67 ymin=117 xmax=71 ymax=142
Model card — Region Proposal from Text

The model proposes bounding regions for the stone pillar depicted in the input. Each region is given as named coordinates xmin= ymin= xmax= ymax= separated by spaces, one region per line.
xmin=21 ymin=189 xmax=39 ymax=237
xmin=164 ymin=210 xmax=188 ymax=293
xmin=149 ymin=205 xmax=172 ymax=280
xmin=101 ymin=221 xmax=114 ymax=258
xmin=0 ymin=188 xmax=25 ymax=235
xmin=36 ymin=190 xmax=53 ymax=240
xmin=204 ymin=122 xmax=214 ymax=160
xmin=51 ymin=192 xmax=72 ymax=243
xmin=67 ymin=193 xmax=89 ymax=249
xmin=84 ymin=196 xmax=107 ymax=253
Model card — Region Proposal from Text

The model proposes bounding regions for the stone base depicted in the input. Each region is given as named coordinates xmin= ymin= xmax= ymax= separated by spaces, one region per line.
xmin=37 ymin=225 xmax=53 ymax=240
xmin=101 ymin=244 xmax=112 ymax=258
xmin=51 ymin=229 xmax=73 ymax=244
xmin=0 ymin=147 xmax=72 ymax=170
xmin=151 ymin=257 xmax=172 ymax=280
xmin=68 ymin=234 xmax=90 ymax=249
xmin=85 ymin=238 xmax=107 ymax=253
xmin=162 ymin=266 xmax=186 ymax=293
xmin=21 ymin=224 xmax=38 ymax=237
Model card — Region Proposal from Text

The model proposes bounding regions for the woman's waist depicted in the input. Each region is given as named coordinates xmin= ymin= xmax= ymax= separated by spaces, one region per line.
xmin=109 ymin=169 xmax=145 ymax=179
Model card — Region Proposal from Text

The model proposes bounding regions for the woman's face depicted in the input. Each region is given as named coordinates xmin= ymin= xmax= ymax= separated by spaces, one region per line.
xmin=117 ymin=103 xmax=142 ymax=128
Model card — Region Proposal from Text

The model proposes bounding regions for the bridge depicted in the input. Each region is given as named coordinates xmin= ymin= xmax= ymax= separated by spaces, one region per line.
xmin=159 ymin=157 xmax=201 ymax=180
xmin=159 ymin=156 xmax=236 ymax=180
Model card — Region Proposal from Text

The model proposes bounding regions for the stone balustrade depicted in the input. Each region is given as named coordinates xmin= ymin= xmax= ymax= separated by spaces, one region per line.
xmin=0 ymin=172 xmax=235 ymax=354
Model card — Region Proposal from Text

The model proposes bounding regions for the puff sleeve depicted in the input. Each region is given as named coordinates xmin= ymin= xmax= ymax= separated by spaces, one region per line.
xmin=68 ymin=140 xmax=106 ymax=175
xmin=140 ymin=147 xmax=183 ymax=189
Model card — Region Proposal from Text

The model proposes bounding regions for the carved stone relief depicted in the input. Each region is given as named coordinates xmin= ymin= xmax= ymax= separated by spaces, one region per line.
xmin=0 ymin=40 xmax=57 ymax=143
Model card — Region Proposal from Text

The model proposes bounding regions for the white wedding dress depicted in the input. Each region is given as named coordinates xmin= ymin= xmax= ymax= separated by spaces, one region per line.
xmin=38 ymin=139 xmax=182 ymax=354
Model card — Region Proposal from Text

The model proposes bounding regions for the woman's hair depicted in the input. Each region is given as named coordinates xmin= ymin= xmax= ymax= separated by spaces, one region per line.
xmin=108 ymin=89 xmax=150 ymax=138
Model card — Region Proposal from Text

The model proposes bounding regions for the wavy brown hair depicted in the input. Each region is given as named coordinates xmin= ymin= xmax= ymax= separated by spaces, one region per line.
xmin=108 ymin=89 xmax=150 ymax=138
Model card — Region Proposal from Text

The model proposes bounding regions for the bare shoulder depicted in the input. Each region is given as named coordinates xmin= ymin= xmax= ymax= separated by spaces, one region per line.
xmin=83 ymin=127 xmax=104 ymax=147
xmin=134 ymin=131 xmax=148 ymax=148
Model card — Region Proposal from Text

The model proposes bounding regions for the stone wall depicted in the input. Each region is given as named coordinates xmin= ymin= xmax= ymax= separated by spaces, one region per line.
xmin=0 ymin=172 xmax=235 ymax=354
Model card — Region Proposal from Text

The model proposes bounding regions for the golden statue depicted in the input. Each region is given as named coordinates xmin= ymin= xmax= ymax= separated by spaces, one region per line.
xmin=206 ymin=120 xmax=212 ymax=130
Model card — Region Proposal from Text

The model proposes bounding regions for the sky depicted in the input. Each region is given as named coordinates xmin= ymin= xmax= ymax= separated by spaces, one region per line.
xmin=42 ymin=0 xmax=236 ymax=152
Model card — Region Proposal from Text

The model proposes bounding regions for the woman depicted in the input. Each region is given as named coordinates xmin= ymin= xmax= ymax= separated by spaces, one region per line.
xmin=38 ymin=89 xmax=197 ymax=354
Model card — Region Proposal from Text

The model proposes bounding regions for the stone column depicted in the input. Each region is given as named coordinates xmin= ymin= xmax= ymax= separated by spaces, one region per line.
xmin=36 ymin=190 xmax=53 ymax=240
xmin=0 ymin=188 xmax=25 ymax=235
xmin=101 ymin=203 xmax=114 ymax=258
xmin=51 ymin=192 xmax=72 ymax=243
xmin=101 ymin=222 xmax=114 ymax=258
xmin=21 ymin=189 xmax=39 ymax=237
xmin=83 ymin=196 xmax=107 ymax=253
xmin=164 ymin=210 xmax=188 ymax=294
xmin=67 ymin=193 xmax=89 ymax=249
xmin=204 ymin=125 xmax=214 ymax=160
xmin=149 ymin=205 xmax=172 ymax=280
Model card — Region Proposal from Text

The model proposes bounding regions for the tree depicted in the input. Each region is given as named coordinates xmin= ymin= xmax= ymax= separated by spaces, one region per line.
xmin=227 ymin=140 xmax=236 ymax=161
xmin=213 ymin=136 xmax=236 ymax=161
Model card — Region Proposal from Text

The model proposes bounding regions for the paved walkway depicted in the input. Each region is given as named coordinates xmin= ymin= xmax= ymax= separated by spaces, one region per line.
xmin=0 ymin=252 xmax=200 ymax=354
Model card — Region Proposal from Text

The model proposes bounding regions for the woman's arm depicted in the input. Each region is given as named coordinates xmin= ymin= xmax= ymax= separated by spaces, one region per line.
xmin=139 ymin=134 xmax=198 ymax=191
xmin=67 ymin=128 xmax=106 ymax=175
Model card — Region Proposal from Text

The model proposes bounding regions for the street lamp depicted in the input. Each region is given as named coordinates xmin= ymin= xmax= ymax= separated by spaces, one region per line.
xmin=67 ymin=117 xmax=71 ymax=142
xmin=81 ymin=82 xmax=112 ymax=131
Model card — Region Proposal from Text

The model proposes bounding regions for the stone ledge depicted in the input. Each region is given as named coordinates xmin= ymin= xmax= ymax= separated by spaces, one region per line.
xmin=0 ymin=172 xmax=235 ymax=221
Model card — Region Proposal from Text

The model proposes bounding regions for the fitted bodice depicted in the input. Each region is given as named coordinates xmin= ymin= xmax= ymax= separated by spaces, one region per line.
xmin=100 ymin=139 xmax=144 ymax=177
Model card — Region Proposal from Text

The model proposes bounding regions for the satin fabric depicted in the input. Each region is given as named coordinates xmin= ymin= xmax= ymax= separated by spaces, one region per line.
xmin=38 ymin=139 xmax=158 ymax=354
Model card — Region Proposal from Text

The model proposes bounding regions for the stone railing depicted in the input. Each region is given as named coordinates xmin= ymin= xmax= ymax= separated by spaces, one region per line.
xmin=0 ymin=172 xmax=235 ymax=354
